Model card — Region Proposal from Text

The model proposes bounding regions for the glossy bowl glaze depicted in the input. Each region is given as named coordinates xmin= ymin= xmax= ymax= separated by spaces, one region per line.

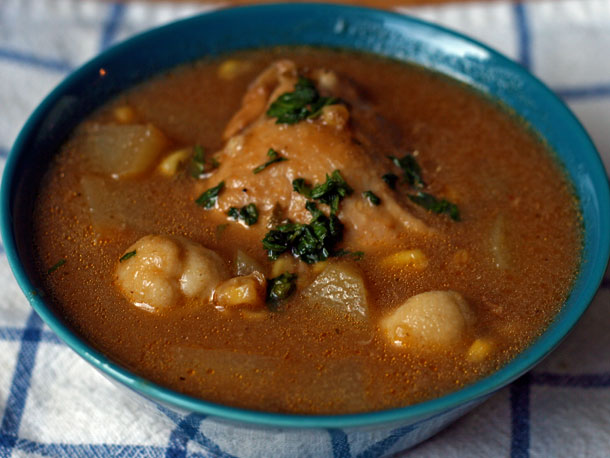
xmin=2 ymin=4 xmax=609 ymax=457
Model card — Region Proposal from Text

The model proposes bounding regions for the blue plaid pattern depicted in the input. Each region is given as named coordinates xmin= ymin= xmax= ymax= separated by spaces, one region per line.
xmin=0 ymin=1 xmax=609 ymax=456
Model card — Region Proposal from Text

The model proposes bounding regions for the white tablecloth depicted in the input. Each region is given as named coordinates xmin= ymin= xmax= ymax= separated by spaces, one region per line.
xmin=0 ymin=0 xmax=608 ymax=456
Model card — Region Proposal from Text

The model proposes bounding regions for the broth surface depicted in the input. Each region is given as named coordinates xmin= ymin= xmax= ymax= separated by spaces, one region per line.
xmin=31 ymin=47 xmax=582 ymax=414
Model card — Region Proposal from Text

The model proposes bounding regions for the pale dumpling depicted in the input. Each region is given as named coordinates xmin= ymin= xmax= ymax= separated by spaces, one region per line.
xmin=380 ymin=290 xmax=475 ymax=348
xmin=115 ymin=234 xmax=229 ymax=311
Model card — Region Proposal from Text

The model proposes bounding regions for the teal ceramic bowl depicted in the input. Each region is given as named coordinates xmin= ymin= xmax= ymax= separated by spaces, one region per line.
xmin=2 ymin=4 xmax=609 ymax=456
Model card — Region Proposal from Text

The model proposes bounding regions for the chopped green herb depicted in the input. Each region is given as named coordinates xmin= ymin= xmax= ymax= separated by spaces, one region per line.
xmin=363 ymin=190 xmax=381 ymax=206
xmin=267 ymin=272 xmax=297 ymax=303
xmin=227 ymin=207 xmax=239 ymax=220
xmin=262 ymin=201 xmax=343 ymax=264
xmin=195 ymin=181 xmax=225 ymax=209
xmin=335 ymin=249 xmax=365 ymax=261
xmin=293 ymin=170 xmax=352 ymax=215
xmin=190 ymin=145 xmax=206 ymax=177
xmin=47 ymin=259 xmax=66 ymax=274
xmin=266 ymin=76 xmax=340 ymax=124
xmin=389 ymin=154 xmax=425 ymax=188
xmin=310 ymin=171 xmax=351 ymax=199
xmin=240 ymin=203 xmax=259 ymax=225
xmin=385 ymin=152 xmax=461 ymax=223
xmin=262 ymin=222 xmax=302 ymax=259
xmin=253 ymin=148 xmax=287 ymax=174
xmin=307 ymin=96 xmax=341 ymax=120
xmin=119 ymin=250 xmax=136 ymax=262
xmin=267 ymin=171 xmax=353 ymax=263
xmin=409 ymin=192 xmax=461 ymax=221
xmin=382 ymin=173 xmax=399 ymax=189
xmin=310 ymin=170 xmax=353 ymax=214
xmin=189 ymin=145 xmax=219 ymax=178
xmin=292 ymin=178 xmax=313 ymax=198
xmin=227 ymin=203 xmax=259 ymax=226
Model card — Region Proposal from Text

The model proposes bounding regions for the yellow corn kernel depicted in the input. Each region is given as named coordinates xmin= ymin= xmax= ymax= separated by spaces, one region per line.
xmin=158 ymin=149 xmax=191 ymax=176
xmin=113 ymin=105 xmax=137 ymax=124
xmin=215 ymin=273 xmax=266 ymax=309
xmin=466 ymin=338 xmax=494 ymax=363
xmin=218 ymin=59 xmax=251 ymax=80
xmin=381 ymin=249 xmax=428 ymax=270
xmin=271 ymin=255 xmax=297 ymax=278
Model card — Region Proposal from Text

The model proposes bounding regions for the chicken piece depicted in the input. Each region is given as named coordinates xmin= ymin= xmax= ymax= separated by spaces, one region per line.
xmin=115 ymin=235 xmax=229 ymax=311
xmin=380 ymin=290 xmax=475 ymax=349
xmin=195 ymin=61 xmax=431 ymax=249
xmin=223 ymin=60 xmax=298 ymax=140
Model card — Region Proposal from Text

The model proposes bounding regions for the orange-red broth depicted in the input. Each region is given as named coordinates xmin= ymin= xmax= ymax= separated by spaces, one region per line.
xmin=31 ymin=47 xmax=581 ymax=414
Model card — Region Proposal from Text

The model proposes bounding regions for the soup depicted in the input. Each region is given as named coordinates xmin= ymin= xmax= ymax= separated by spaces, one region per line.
xmin=31 ymin=47 xmax=582 ymax=414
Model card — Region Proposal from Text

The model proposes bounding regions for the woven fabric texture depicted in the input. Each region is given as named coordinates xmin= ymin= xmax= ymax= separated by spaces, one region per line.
xmin=0 ymin=0 xmax=608 ymax=456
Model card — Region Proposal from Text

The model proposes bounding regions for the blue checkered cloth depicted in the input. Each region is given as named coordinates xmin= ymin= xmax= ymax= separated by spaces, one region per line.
xmin=0 ymin=0 xmax=608 ymax=456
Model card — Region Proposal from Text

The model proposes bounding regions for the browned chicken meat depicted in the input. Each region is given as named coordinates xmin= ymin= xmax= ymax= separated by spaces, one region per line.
xmin=195 ymin=60 xmax=430 ymax=248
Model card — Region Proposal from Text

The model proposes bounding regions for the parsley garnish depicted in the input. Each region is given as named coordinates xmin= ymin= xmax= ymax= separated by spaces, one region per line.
xmin=227 ymin=203 xmax=259 ymax=226
xmin=292 ymin=178 xmax=312 ymax=198
xmin=119 ymin=250 xmax=136 ymax=262
xmin=190 ymin=145 xmax=219 ymax=178
xmin=310 ymin=170 xmax=353 ymax=213
xmin=389 ymin=154 xmax=425 ymax=188
xmin=386 ymin=153 xmax=461 ymax=221
xmin=408 ymin=192 xmax=460 ymax=221
xmin=268 ymin=170 xmax=353 ymax=263
xmin=47 ymin=259 xmax=66 ymax=274
xmin=253 ymin=148 xmax=287 ymax=174
xmin=335 ymin=249 xmax=365 ymax=261
xmin=195 ymin=181 xmax=225 ymax=209
xmin=266 ymin=76 xmax=340 ymax=124
xmin=363 ymin=190 xmax=381 ymax=206
xmin=293 ymin=170 xmax=353 ymax=215
xmin=382 ymin=173 xmax=399 ymax=189
xmin=262 ymin=201 xmax=343 ymax=264
xmin=266 ymin=272 xmax=297 ymax=303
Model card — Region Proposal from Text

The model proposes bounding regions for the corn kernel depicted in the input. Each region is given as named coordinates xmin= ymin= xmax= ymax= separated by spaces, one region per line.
xmin=466 ymin=338 xmax=494 ymax=363
xmin=158 ymin=149 xmax=191 ymax=176
xmin=215 ymin=273 xmax=266 ymax=309
xmin=113 ymin=105 xmax=137 ymax=124
xmin=381 ymin=249 xmax=428 ymax=270
xmin=218 ymin=59 xmax=251 ymax=80
xmin=271 ymin=255 xmax=297 ymax=278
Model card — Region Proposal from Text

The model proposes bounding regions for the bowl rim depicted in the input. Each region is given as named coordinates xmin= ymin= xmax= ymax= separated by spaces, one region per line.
xmin=2 ymin=2 xmax=609 ymax=429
